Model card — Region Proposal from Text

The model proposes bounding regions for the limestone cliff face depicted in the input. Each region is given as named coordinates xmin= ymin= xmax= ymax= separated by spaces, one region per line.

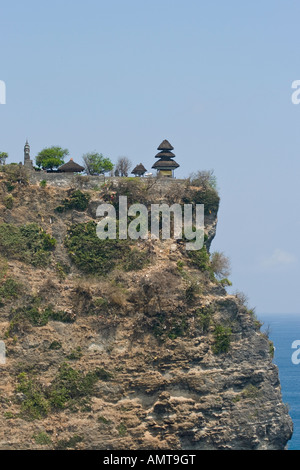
xmin=0 ymin=170 xmax=293 ymax=450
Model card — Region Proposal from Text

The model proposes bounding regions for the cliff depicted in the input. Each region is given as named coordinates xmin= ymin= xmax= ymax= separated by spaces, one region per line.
xmin=0 ymin=166 xmax=293 ymax=450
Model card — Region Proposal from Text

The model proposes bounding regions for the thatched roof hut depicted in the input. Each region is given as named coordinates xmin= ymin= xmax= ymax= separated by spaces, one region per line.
xmin=131 ymin=163 xmax=147 ymax=176
xmin=58 ymin=158 xmax=84 ymax=173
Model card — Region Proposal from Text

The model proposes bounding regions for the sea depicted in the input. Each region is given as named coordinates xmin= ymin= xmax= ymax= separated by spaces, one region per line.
xmin=259 ymin=313 xmax=300 ymax=450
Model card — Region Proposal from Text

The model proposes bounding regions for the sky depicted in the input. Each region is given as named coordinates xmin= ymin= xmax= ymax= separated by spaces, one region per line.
xmin=1 ymin=0 xmax=300 ymax=314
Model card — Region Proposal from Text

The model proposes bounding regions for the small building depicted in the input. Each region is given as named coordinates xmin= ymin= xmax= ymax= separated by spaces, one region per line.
xmin=131 ymin=163 xmax=147 ymax=177
xmin=152 ymin=139 xmax=179 ymax=177
xmin=24 ymin=140 xmax=33 ymax=169
xmin=57 ymin=158 xmax=84 ymax=173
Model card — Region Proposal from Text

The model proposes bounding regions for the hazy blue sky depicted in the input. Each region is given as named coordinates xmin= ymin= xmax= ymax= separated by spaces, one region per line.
xmin=1 ymin=0 xmax=300 ymax=314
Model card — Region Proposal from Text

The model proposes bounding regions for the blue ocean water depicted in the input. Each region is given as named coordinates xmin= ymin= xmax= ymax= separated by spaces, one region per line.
xmin=259 ymin=313 xmax=300 ymax=450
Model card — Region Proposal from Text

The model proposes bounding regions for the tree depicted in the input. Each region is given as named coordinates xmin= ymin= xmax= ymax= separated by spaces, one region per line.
xmin=36 ymin=146 xmax=69 ymax=170
xmin=82 ymin=152 xmax=113 ymax=175
xmin=210 ymin=251 xmax=231 ymax=279
xmin=115 ymin=156 xmax=132 ymax=177
xmin=0 ymin=152 xmax=8 ymax=165
xmin=189 ymin=170 xmax=217 ymax=191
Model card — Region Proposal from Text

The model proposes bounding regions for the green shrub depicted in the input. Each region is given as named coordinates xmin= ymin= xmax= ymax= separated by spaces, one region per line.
xmin=47 ymin=362 xmax=101 ymax=410
xmin=55 ymin=190 xmax=91 ymax=212
xmin=196 ymin=305 xmax=214 ymax=333
xmin=7 ymin=301 xmax=75 ymax=336
xmin=98 ymin=415 xmax=111 ymax=425
xmin=103 ymin=179 xmax=148 ymax=208
xmin=65 ymin=221 xmax=128 ymax=274
xmin=33 ymin=432 xmax=52 ymax=445
xmin=212 ymin=325 xmax=232 ymax=354
xmin=3 ymin=195 xmax=14 ymax=209
xmin=168 ymin=318 xmax=188 ymax=340
xmin=241 ymin=384 xmax=260 ymax=399
xmin=55 ymin=434 xmax=83 ymax=450
xmin=65 ymin=221 xmax=148 ymax=275
xmin=49 ymin=341 xmax=62 ymax=350
xmin=16 ymin=372 xmax=50 ymax=420
xmin=152 ymin=313 xmax=166 ymax=339
xmin=187 ymin=246 xmax=213 ymax=277
xmin=118 ymin=423 xmax=127 ymax=436
xmin=92 ymin=297 xmax=108 ymax=308
xmin=4 ymin=411 xmax=16 ymax=419
xmin=0 ymin=223 xmax=56 ymax=267
xmin=152 ymin=312 xmax=188 ymax=341
xmin=15 ymin=363 xmax=109 ymax=421
xmin=48 ymin=308 xmax=75 ymax=323
xmin=55 ymin=262 xmax=70 ymax=280
xmin=40 ymin=180 xmax=47 ymax=188
xmin=185 ymin=280 xmax=201 ymax=304
xmin=2 ymin=164 xmax=29 ymax=185
xmin=18 ymin=306 xmax=49 ymax=327
xmin=269 ymin=341 xmax=275 ymax=358
xmin=123 ymin=248 xmax=150 ymax=271
xmin=67 ymin=347 xmax=83 ymax=360
xmin=219 ymin=278 xmax=232 ymax=287
xmin=5 ymin=182 xmax=15 ymax=192
xmin=177 ymin=260 xmax=184 ymax=271
xmin=0 ymin=278 xmax=22 ymax=301
xmin=54 ymin=205 xmax=65 ymax=213
xmin=183 ymin=186 xmax=220 ymax=215
xmin=94 ymin=367 xmax=113 ymax=381
xmin=0 ymin=257 xmax=8 ymax=279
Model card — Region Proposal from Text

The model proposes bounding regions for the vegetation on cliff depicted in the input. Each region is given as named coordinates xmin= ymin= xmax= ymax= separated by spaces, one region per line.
xmin=0 ymin=170 xmax=292 ymax=450
xmin=64 ymin=221 xmax=150 ymax=275
xmin=0 ymin=223 xmax=56 ymax=267
xmin=35 ymin=146 xmax=69 ymax=171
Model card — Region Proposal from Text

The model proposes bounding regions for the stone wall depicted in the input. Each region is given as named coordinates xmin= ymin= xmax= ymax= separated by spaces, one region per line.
xmin=29 ymin=171 xmax=105 ymax=189
xmin=28 ymin=170 xmax=187 ymax=190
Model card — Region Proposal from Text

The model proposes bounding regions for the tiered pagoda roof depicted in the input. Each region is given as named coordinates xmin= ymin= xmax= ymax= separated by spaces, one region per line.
xmin=157 ymin=139 xmax=174 ymax=151
xmin=152 ymin=140 xmax=179 ymax=171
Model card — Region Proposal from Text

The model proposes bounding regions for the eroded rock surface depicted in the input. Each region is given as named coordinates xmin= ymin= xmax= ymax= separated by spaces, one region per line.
xmin=0 ymin=173 xmax=293 ymax=449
